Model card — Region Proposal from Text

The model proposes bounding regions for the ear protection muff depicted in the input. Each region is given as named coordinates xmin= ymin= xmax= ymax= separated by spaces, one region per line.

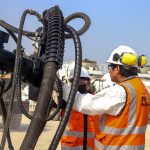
xmin=138 ymin=55 xmax=147 ymax=67
xmin=121 ymin=53 xmax=137 ymax=66
xmin=113 ymin=52 xmax=137 ymax=66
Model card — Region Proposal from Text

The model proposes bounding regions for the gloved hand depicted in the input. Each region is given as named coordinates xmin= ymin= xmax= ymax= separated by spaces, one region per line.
xmin=78 ymin=84 xmax=86 ymax=94
xmin=60 ymin=99 xmax=67 ymax=109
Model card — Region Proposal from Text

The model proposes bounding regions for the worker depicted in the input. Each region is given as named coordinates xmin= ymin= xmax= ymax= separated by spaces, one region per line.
xmin=69 ymin=45 xmax=150 ymax=150
xmin=61 ymin=67 xmax=100 ymax=150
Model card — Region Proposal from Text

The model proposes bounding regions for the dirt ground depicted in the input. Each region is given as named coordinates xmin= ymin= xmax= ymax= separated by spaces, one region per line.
xmin=0 ymin=116 xmax=61 ymax=150
xmin=0 ymin=115 xmax=150 ymax=150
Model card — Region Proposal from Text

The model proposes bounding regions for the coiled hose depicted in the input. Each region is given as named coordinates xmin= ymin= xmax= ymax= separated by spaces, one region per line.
xmin=20 ymin=6 xmax=65 ymax=149
xmin=49 ymin=24 xmax=82 ymax=150
xmin=0 ymin=80 xmax=14 ymax=150
xmin=0 ymin=9 xmax=43 ymax=150
xmin=0 ymin=11 xmax=91 ymax=40
xmin=0 ymin=5 xmax=91 ymax=150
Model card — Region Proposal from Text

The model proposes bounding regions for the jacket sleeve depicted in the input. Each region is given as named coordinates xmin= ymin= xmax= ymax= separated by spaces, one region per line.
xmin=73 ymin=84 xmax=126 ymax=116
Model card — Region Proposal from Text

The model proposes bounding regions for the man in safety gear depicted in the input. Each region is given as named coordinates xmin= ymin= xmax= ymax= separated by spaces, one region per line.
xmin=70 ymin=45 xmax=150 ymax=150
xmin=61 ymin=67 xmax=100 ymax=150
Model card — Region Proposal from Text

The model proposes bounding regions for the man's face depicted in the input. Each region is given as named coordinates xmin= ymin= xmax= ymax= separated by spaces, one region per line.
xmin=78 ymin=78 xmax=90 ymax=94
xmin=108 ymin=64 xmax=120 ymax=83
xmin=79 ymin=78 xmax=89 ymax=85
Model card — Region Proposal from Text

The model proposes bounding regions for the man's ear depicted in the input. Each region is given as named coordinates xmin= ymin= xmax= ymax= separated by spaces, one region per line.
xmin=115 ymin=66 xmax=120 ymax=74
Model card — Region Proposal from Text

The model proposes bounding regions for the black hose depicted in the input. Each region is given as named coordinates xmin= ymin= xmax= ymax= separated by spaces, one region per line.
xmin=17 ymin=53 xmax=33 ymax=119
xmin=0 ymin=18 xmax=30 ymax=119
xmin=83 ymin=114 xmax=88 ymax=150
xmin=0 ymin=98 xmax=14 ymax=150
xmin=16 ymin=9 xmax=44 ymax=120
xmin=46 ymin=76 xmax=63 ymax=121
xmin=15 ymin=9 xmax=34 ymax=120
xmin=20 ymin=6 xmax=65 ymax=149
xmin=3 ymin=74 xmax=13 ymax=93
xmin=0 ymin=33 xmax=20 ymax=150
xmin=0 ymin=9 xmax=42 ymax=38
xmin=48 ymin=24 xmax=82 ymax=150
xmin=1 ymin=8 xmax=41 ymax=149
xmin=0 ymin=20 xmax=36 ymax=37
xmin=64 ymin=12 xmax=91 ymax=39
xmin=1 ymin=28 xmax=23 ymax=95
xmin=0 ymin=80 xmax=14 ymax=150
xmin=0 ymin=6 xmax=91 ymax=150
xmin=20 ymin=63 xmax=58 ymax=150
xmin=0 ymin=12 xmax=91 ymax=39
xmin=16 ymin=9 xmax=32 ymax=119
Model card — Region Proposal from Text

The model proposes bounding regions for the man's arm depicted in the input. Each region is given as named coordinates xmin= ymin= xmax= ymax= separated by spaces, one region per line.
xmin=73 ymin=84 xmax=126 ymax=116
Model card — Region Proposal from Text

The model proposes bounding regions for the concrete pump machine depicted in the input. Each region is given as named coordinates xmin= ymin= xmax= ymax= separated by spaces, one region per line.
xmin=0 ymin=6 xmax=91 ymax=150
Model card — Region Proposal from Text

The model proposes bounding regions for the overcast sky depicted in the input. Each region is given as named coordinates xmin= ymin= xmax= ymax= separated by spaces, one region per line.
xmin=0 ymin=0 xmax=150 ymax=64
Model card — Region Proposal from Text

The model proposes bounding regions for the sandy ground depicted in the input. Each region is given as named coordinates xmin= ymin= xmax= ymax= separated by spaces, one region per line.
xmin=0 ymin=115 xmax=150 ymax=150
xmin=0 ymin=116 xmax=61 ymax=150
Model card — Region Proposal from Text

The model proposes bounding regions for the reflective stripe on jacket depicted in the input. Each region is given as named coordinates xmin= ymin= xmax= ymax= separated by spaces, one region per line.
xmin=95 ymin=77 xmax=150 ymax=150
xmin=61 ymin=109 xmax=100 ymax=150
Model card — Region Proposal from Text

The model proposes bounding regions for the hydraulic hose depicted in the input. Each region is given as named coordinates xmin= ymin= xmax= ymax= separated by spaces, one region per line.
xmin=83 ymin=114 xmax=88 ymax=150
xmin=0 ymin=8 xmax=28 ymax=149
xmin=46 ymin=76 xmax=63 ymax=121
xmin=0 ymin=32 xmax=21 ymax=150
xmin=1 ymin=8 xmax=43 ymax=149
xmin=1 ymin=26 xmax=23 ymax=49
xmin=14 ymin=9 xmax=34 ymax=120
xmin=16 ymin=9 xmax=43 ymax=120
xmin=0 ymin=29 xmax=22 ymax=95
xmin=64 ymin=12 xmax=91 ymax=39
xmin=3 ymin=74 xmax=13 ymax=93
xmin=49 ymin=24 xmax=82 ymax=150
xmin=0 ymin=10 xmax=42 ymax=38
xmin=0 ymin=20 xmax=36 ymax=37
xmin=0 ymin=12 xmax=91 ymax=39
xmin=0 ymin=6 xmax=91 ymax=150
xmin=17 ymin=53 xmax=33 ymax=119
xmin=0 ymin=80 xmax=14 ymax=150
xmin=0 ymin=98 xmax=14 ymax=150
xmin=20 ymin=6 xmax=65 ymax=150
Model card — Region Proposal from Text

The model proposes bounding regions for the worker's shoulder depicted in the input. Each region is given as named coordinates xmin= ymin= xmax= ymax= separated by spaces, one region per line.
xmin=101 ymin=84 xmax=126 ymax=96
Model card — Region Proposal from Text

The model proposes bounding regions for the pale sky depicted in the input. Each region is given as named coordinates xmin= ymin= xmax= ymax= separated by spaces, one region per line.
xmin=0 ymin=0 xmax=150 ymax=64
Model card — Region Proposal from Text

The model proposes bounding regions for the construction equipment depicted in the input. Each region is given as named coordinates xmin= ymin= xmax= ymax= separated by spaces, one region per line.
xmin=0 ymin=74 xmax=29 ymax=129
xmin=0 ymin=6 xmax=91 ymax=150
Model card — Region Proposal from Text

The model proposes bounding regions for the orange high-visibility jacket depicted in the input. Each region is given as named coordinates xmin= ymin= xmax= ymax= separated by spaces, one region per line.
xmin=61 ymin=109 xmax=100 ymax=150
xmin=95 ymin=77 xmax=150 ymax=150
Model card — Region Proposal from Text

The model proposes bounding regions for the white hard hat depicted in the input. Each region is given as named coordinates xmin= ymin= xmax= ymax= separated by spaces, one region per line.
xmin=69 ymin=67 xmax=90 ymax=80
xmin=106 ymin=45 xmax=138 ymax=67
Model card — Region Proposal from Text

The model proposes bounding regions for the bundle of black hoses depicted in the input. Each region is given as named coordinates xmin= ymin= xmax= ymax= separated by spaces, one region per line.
xmin=0 ymin=79 xmax=14 ymax=150
xmin=0 ymin=5 xmax=91 ymax=150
